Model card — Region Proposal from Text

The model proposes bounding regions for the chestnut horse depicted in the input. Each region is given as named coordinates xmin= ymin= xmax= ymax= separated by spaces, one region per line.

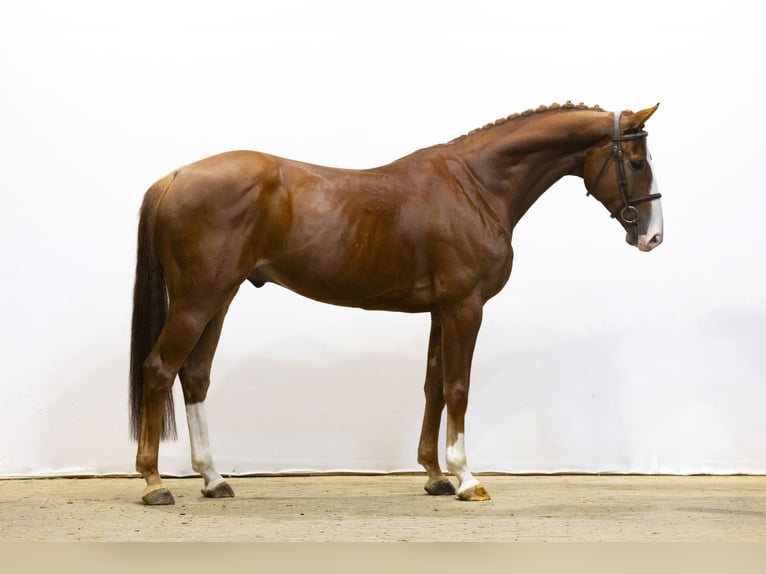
xmin=130 ymin=102 xmax=663 ymax=505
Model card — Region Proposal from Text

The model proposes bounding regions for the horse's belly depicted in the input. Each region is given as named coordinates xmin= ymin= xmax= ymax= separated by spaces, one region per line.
xmin=249 ymin=254 xmax=436 ymax=312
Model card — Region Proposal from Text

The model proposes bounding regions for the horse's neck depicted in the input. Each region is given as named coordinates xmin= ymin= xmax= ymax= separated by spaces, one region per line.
xmin=455 ymin=110 xmax=612 ymax=226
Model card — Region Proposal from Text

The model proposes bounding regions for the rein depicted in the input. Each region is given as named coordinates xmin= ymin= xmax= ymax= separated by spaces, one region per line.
xmin=590 ymin=111 xmax=662 ymax=225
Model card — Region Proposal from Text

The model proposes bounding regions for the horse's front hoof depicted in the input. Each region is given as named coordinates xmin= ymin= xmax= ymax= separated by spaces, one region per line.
xmin=142 ymin=487 xmax=176 ymax=506
xmin=424 ymin=478 xmax=457 ymax=496
xmin=457 ymin=485 xmax=491 ymax=502
xmin=202 ymin=481 xmax=235 ymax=499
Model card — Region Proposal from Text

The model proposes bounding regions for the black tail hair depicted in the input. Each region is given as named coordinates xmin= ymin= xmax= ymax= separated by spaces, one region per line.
xmin=129 ymin=173 xmax=177 ymax=441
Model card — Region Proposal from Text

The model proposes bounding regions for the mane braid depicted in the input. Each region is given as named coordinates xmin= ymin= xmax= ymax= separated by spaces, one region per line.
xmin=449 ymin=101 xmax=604 ymax=144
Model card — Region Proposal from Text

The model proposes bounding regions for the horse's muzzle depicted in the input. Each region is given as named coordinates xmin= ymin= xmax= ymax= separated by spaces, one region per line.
xmin=637 ymin=231 xmax=663 ymax=252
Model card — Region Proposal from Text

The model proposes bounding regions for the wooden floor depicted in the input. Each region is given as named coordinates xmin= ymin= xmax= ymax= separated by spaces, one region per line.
xmin=2 ymin=474 xmax=765 ymax=542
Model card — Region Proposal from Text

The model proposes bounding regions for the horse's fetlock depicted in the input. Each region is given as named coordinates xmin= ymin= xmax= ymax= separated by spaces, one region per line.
xmin=135 ymin=455 xmax=156 ymax=476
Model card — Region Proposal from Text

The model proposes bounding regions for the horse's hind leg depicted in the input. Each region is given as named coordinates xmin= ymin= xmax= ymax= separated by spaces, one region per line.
xmin=417 ymin=313 xmax=457 ymax=496
xmin=136 ymin=298 xmax=230 ymax=505
xmin=178 ymin=293 xmax=237 ymax=499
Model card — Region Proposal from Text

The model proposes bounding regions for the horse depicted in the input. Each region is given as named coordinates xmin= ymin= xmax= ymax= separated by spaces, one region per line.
xmin=129 ymin=102 xmax=663 ymax=505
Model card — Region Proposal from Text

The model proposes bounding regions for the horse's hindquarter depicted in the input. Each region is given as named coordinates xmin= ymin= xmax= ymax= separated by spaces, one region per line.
xmin=160 ymin=150 xmax=513 ymax=311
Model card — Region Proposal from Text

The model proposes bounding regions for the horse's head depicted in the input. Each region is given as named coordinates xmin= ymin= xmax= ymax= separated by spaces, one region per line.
xmin=583 ymin=105 xmax=663 ymax=252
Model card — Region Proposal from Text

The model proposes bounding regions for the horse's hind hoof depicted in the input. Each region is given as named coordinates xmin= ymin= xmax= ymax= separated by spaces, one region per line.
xmin=142 ymin=487 xmax=176 ymax=506
xmin=424 ymin=478 xmax=457 ymax=496
xmin=457 ymin=485 xmax=491 ymax=502
xmin=203 ymin=481 xmax=235 ymax=499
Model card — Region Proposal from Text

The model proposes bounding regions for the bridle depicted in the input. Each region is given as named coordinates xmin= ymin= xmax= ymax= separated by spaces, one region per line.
xmin=589 ymin=111 xmax=662 ymax=226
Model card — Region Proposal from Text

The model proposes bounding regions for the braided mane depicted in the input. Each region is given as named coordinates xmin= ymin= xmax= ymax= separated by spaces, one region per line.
xmin=449 ymin=101 xmax=606 ymax=143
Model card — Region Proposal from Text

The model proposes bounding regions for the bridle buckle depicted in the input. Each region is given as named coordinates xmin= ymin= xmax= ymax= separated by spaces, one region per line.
xmin=620 ymin=205 xmax=640 ymax=224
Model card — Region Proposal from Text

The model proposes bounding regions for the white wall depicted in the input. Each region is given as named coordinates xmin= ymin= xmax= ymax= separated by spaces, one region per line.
xmin=2 ymin=0 xmax=764 ymax=477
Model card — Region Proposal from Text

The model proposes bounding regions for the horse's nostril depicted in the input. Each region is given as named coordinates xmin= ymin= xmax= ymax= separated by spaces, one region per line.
xmin=638 ymin=232 xmax=663 ymax=252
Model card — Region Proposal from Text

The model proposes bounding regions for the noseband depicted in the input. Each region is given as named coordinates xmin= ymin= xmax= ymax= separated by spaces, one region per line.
xmin=590 ymin=111 xmax=662 ymax=225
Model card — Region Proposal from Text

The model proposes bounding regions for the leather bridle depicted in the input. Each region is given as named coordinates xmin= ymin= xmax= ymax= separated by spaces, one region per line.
xmin=589 ymin=111 xmax=662 ymax=226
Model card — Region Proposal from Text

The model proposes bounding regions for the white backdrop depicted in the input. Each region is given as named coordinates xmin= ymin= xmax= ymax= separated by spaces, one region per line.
xmin=2 ymin=1 xmax=764 ymax=477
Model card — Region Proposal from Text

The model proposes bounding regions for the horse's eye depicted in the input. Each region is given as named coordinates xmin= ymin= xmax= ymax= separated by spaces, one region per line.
xmin=629 ymin=160 xmax=645 ymax=171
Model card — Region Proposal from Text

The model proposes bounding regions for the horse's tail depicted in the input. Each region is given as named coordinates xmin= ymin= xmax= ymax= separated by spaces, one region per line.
xmin=129 ymin=172 xmax=178 ymax=442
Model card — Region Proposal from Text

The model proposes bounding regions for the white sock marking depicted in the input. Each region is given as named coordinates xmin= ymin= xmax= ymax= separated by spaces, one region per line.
xmin=446 ymin=433 xmax=480 ymax=493
xmin=186 ymin=402 xmax=225 ymax=491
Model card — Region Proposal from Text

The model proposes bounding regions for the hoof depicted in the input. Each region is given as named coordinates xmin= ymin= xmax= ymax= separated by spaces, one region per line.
xmin=142 ymin=487 xmax=175 ymax=506
xmin=457 ymin=485 xmax=491 ymax=502
xmin=202 ymin=481 xmax=235 ymax=499
xmin=424 ymin=478 xmax=457 ymax=496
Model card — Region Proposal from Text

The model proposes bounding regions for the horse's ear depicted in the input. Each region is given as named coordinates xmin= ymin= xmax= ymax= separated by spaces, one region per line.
xmin=625 ymin=103 xmax=660 ymax=131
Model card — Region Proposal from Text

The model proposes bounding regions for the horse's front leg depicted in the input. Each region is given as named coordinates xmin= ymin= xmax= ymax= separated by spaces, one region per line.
xmin=439 ymin=301 xmax=490 ymax=501
xmin=417 ymin=313 xmax=457 ymax=496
